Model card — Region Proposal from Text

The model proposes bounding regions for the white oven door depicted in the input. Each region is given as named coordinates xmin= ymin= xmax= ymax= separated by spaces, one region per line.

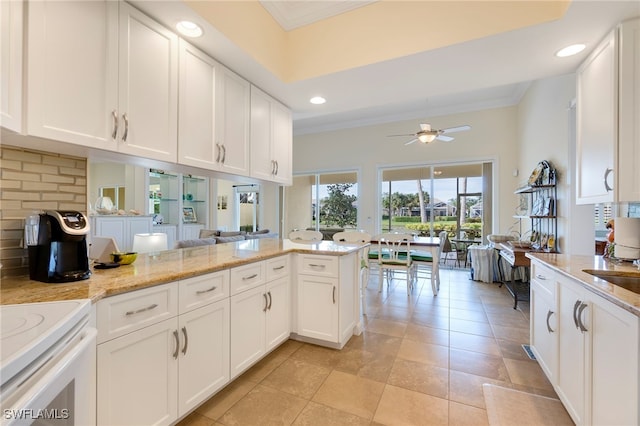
xmin=1 ymin=327 xmax=96 ymax=426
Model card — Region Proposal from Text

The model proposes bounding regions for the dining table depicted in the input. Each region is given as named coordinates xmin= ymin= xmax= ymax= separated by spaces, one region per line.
xmin=370 ymin=235 xmax=441 ymax=296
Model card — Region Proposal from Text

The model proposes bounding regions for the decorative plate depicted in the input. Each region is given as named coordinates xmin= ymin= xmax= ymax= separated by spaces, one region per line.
xmin=528 ymin=161 xmax=546 ymax=186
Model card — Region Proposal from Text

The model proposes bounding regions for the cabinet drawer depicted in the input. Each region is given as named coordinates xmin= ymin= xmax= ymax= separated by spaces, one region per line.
xmin=97 ymin=282 xmax=178 ymax=343
xmin=179 ymin=270 xmax=230 ymax=314
xmin=298 ymin=255 xmax=338 ymax=278
xmin=230 ymin=262 xmax=266 ymax=295
xmin=266 ymin=256 xmax=289 ymax=281
xmin=531 ymin=262 xmax=556 ymax=296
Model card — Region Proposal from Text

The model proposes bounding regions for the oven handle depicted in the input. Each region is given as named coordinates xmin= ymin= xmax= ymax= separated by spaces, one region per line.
xmin=6 ymin=327 xmax=97 ymax=421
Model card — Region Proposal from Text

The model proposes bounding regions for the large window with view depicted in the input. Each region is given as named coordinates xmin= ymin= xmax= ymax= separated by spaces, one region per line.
xmin=286 ymin=171 xmax=358 ymax=239
xmin=380 ymin=163 xmax=488 ymax=241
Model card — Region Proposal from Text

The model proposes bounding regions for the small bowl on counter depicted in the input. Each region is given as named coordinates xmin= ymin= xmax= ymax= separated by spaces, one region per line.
xmin=110 ymin=252 xmax=138 ymax=265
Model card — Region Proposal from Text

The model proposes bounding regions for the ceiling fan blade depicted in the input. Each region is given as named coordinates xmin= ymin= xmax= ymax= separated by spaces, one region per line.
xmin=404 ymin=138 xmax=419 ymax=145
xmin=436 ymin=135 xmax=454 ymax=142
xmin=441 ymin=125 xmax=471 ymax=134
xmin=387 ymin=133 xmax=416 ymax=137
xmin=419 ymin=123 xmax=431 ymax=131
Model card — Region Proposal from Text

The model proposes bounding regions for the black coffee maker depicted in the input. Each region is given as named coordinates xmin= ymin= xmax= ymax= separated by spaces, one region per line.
xmin=26 ymin=210 xmax=91 ymax=283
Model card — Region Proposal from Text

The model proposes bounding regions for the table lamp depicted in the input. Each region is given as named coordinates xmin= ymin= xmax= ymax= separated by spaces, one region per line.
xmin=132 ymin=233 xmax=168 ymax=254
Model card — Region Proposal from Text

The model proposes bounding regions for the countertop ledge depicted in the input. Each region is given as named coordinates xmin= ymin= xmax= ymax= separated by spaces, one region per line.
xmin=527 ymin=253 xmax=640 ymax=317
xmin=1 ymin=238 xmax=365 ymax=306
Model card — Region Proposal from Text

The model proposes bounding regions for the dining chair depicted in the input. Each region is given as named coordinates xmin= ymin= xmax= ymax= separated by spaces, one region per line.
xmin=333 ymin=231 xmax=372 ymax=314
xmin=377 ymin=233 xmax=415 ymax=295
xmin=289 ymin=230 xmax=323 ymax=242
xmin=439 ymin=231 xmax=456 ymax=266
xmin=410 ymin=237 xmax=442 ymax=296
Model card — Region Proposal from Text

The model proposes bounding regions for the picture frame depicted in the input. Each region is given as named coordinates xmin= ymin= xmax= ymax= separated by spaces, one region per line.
xmin=217 ymin=195 xmax=228 ymax=210
xmin=182 ymin=206 xmax=197 ymax=223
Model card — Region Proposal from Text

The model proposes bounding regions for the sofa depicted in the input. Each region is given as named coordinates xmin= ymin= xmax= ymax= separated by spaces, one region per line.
xmin=173 ymin=229 xmax=279 ymax=249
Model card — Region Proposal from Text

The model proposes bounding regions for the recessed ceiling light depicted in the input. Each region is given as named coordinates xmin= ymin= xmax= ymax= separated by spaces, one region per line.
xmin=556 ymin=44 xmax=586 ymax=58
xmin=176 ymin=21 xmax=203 ymax=38
xmin=310 ymin=96 xmax=326 ymax=105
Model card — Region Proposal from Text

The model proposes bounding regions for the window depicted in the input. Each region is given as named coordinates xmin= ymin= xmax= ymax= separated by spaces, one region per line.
xmin=234 ymin=184 xmax=260 ymax=232
xmin=286 ymin=171 xmax=358 ymax=236
xmin=379 ymin=163 xmax=487 ymax=238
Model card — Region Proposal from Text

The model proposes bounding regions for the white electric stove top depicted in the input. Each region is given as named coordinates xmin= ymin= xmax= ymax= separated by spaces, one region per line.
xmin=0 ymin=299 xmax=91 ymax=386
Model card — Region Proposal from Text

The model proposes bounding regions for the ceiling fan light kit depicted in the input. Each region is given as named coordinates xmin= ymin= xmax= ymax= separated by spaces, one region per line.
xmin=387 ymin=123 xmax=471 ymax=146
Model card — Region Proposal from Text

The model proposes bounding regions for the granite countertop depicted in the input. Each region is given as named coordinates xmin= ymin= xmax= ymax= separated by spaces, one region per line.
xmin=527 ymin=252 xmax=640 ymax=316
xmin=1 ymin=238 xmax=365 ymax=306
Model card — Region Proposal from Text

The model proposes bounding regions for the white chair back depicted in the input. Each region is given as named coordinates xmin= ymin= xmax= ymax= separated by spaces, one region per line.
xmin=289 ymin=230 xmax=323 ymax=242
xmin=332 ymin=231 xmax=372 ymax=244
xmin=377 ymin=233 xmax=412 ymax=266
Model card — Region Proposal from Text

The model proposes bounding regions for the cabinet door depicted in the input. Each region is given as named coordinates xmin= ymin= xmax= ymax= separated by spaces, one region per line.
xmin=230 ymin=285 xmax=266 ymax=379
xmin=178 ymin=299 xmax=230 ymax=416
xmin=297 ymin=275 xmax=338 ymax=342
xmin=177 ymin=39 xmax=219 ymax=170
xmin=530 ymin=279 xmax=557 ymax=382
xmin=265 ymin=276 xmax=290 ymax=351
xmin=271 ymin=100 xmax=292 ymax=185
xmin=576 ymin=30 xmax=617 ymax=204
xmin=93 ymin=217 xmax=127 ymax=252
xmin=97 ymin=318 xmax=178 ymax=426
xmin=216 ymin=66 xmax=250 ymax=176
xmin=27 ymin=0 xmax=118 ymax=149
xmin=249 ymin=86 xmax=274 ymax=181
xmin=556 ymin=280 xmax=586 ymax=425
xmin=617 ymin=18 xmax=640 ymax=202
xmin=128 ymin=216 xmax=153 ymax=251
xmin=1 ymin=0 xmax=23 ymax=133
xmin=182 ymin=224 xmax=204 ymax=240
xmin=118 ymin=2 xmax=178 ymax=163
xmin=589 ymin=295 xmax=639 ymax=426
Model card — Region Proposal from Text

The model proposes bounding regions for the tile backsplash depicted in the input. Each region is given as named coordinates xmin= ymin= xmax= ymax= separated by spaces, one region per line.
xmin=0 ymin=146 xmax=87 ymax=278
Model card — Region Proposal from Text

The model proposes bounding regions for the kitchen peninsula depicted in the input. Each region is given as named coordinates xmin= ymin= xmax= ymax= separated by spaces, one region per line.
xmin=1 ymin=238 xmax=367 ymax=425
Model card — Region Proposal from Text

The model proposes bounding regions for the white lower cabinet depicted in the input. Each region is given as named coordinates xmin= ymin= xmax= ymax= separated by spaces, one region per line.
xmin=97 ymin=271 xmax=230 ymax=425
xmin=230 ymin=256 xmax=290 ymax=379
xmin=91 ymin=215 xmax=153 ymax=252
xmin=529 ymin=262 xmax=557 ymax=383
xmin=296 ymin=253 xmax=357 ymax=348
xmin=531 ymin=259 xmax=639 ymax=426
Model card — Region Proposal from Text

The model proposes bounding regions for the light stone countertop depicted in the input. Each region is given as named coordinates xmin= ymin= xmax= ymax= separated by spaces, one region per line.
xmin=0 ymin=238 xmax=364 ymax=306
xmin=526 ymin=253 xmax=640 ymax=316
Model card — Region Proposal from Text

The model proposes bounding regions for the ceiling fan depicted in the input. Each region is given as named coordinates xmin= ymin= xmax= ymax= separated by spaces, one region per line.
xmin=388 ymin=124 xmax=471 ymax=145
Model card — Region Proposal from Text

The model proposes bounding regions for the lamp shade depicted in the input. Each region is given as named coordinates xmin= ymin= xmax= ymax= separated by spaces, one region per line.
xmin=132 ymin=233 xmax=168 ymax=254
xmin=418 ymin=134 xmax=436 ymax=143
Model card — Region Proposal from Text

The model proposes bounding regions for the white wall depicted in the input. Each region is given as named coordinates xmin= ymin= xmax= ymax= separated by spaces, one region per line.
xmin=292 ymin=106 xmax=520 ymax=236
xmin=515 ymin=73 xmax=590 ymax=254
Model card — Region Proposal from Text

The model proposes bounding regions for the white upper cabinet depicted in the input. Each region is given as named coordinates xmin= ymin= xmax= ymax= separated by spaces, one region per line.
xmin=250 ymin=86 xmax=292 ymax=185
xmin=1 ymin=0 xmax=24 ymax=133
xmin=216 ymin=66 xmax=251 ymax=176
xmin=26 ymin=0 xmax=118 ymax=150
xmin=177 ymin=40 xmax=250 ymax=175
xmin=617 ymin=18 xmax=640 ymax=202
xmin=177 ymin=39 xmax=219 ymax=170
xmin=116 ymin=2 xmax=178 ymax=162
xmin=576 ymin=18 xmax=640 ymax=204
xmin=26 ymin=1 xmax=178 ymax=162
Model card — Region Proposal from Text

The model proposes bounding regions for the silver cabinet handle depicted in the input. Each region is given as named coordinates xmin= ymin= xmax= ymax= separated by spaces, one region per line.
xmin=111 ymin=110 xmax=118 ymax=140
xmin=267 ymin=291 xmax=272 ymax=310
xmin=215 ymin=143 xmax=221 ymax=162
xmin=274 ymin=160 xmax=279 ymax=175
xmin=309 ymin=264 xmax=325 ymax=268
xmin=221 ymin=144 xmax=226 ymax=163
xmin=243 ymin=274 xmax=258 ymax=280
xmin=181 ymin=326 xmax=188 ymax=355
xmin=125 ymin=303 xmax=158 ymax=316
xmin=196 ymin=286 xmax=217 ymax=295
xmin=577 ymin=302 xmax=589 ymax=333
xmin=332 ymin=286 xmax=336 ymax=304
xmin=172 ymin=330 xmax=179 ymax=359
xmin=546 ymin=310 xmax=555 ymax=333
xmin=572 ymin=300 xmax=581 ymax=329
xmin=604 ymin=168 xmax=613 ymax=192
xmin=271 ymin=160 xmax=276 ymax=175
xmin=121 ymin=113 xmax=129 ymax=142
xmin=272 ymin=265 xmax=285 ymax=271
xmin=536 ymin=274 xmax=547 ymax=280
xmin=263 ymin=293 xmax=268 ymax=312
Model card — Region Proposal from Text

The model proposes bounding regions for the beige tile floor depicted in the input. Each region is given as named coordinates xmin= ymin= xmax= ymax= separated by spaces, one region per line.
xmin=178 ymin=267 xmax=569 ymax=426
